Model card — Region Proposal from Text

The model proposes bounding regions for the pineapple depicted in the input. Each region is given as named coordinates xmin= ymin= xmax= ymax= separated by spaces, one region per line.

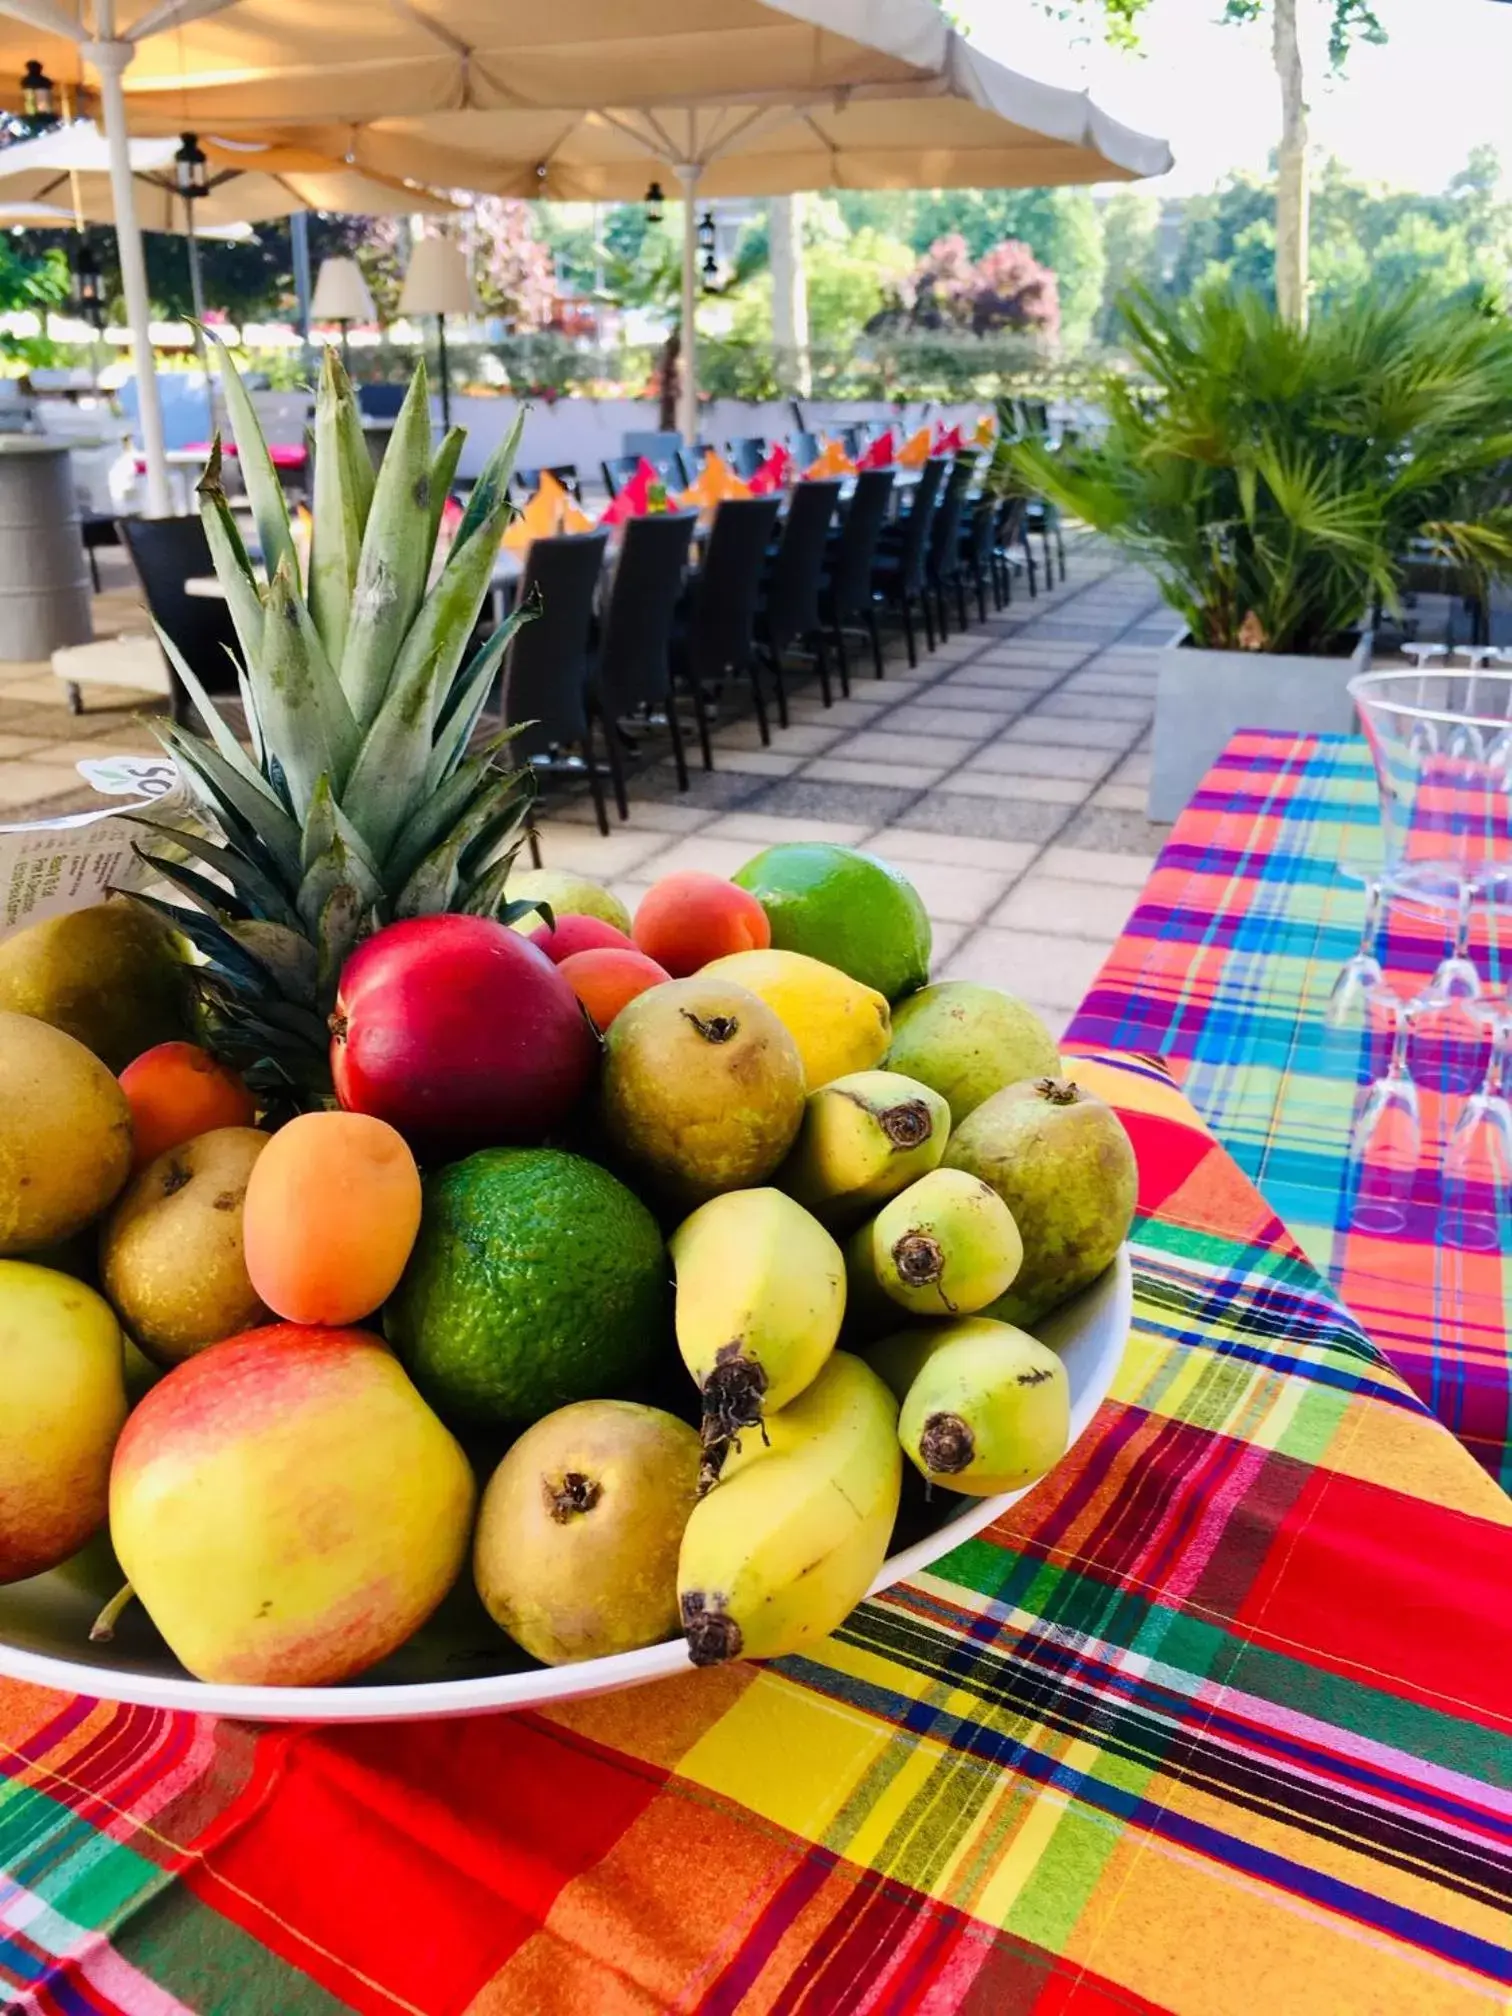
xmin=131 ymin=340 xmax=538 ymax=1103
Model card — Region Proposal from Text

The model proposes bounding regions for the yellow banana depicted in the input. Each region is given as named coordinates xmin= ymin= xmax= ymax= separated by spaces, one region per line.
xmin=677 ymin=1351 xmax=902 ymax=1665
xmin=870 ymin=1167 xmax=1023 ymax=1317
xmin=870 ymin=1318 xmax=1069 ymax=1496
xmin=778 ymin=1069 xmax=950 ymax=1226
xmin=670 ymin=1188 xmax=845 ymax=1478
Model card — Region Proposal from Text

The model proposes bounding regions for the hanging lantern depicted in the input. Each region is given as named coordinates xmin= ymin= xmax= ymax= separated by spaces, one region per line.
xmin=19 ymin=59 xmax=56 ymax=131
xmin=174 ymin=132 xmax=209 ymax=199
xmin=71 ymin=240 xmax=104 ymax=328
xmin=644 ymin=180 xmax=665 ymax=225
xmin=697 ymin=209 xmax=717 ymax=256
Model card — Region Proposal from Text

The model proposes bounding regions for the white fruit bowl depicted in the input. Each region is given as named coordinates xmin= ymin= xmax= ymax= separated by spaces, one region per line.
xmin=0 ymin=1251 xmax=1131 ymax=1723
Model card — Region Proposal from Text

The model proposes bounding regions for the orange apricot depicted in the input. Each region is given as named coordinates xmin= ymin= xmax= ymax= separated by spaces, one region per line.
xmin=631 ymin=871 xmax=770 ymax=978
xmin=242 ymin=1111 xmax=421 ymax=1325
xmin=557 ymin=947 xmax=671 ymax=1030
xmin=119 ymin=1041 xmax=257 ymax=1171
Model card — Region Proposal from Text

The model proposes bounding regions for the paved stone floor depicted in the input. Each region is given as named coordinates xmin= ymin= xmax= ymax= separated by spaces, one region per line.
xmin=0 ymin=536 xmax=1172 ymax=1038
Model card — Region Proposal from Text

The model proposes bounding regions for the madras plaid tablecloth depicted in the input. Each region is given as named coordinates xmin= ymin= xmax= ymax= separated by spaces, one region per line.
xmin=1067 ymin=729 xmax=1512 ymax=1487
xmin=5 ymin=1053 xmax=1512 ymax=2015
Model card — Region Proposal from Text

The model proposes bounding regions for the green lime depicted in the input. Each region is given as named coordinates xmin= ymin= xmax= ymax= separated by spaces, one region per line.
xmin=732 ymin=844 xmax=931 ymax=1001
xmin=386 ymin=1148 xmax=668 ymax=1427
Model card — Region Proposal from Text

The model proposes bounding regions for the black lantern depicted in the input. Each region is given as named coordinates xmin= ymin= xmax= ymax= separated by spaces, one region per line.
xmin=71 ymin=239 xmax=104 ymax=329
xmin=701 ymin=248 xmax=720 ymax=291
xmin=697 ymin=209 xmax=717 ymax=256
xmin=19 ymin=59 xmax=56 ymax=132
xmin=644 ymin=180 xmax=665 ymax=225
xmin=174 ymin=132 xmax=209 ymax=199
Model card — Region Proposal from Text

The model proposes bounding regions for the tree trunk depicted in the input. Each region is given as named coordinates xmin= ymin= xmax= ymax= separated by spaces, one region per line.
xmin=769 ymin=194 xmax=812 ymax=398
xmin=1273 ymin=0 xmax=1310 ymax=327
xmin=658 ymin=326 xmax=680 ymax=435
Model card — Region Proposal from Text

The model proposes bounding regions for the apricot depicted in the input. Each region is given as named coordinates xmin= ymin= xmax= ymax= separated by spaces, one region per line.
xmin=631 ymin=871 xmax=770 ymax=978
xmin=528 ymin=913 xmax=635 ymax=963
xmin=120 ymin=1041 xmax=256 ymax=1171
xmin=243 ymin=1112 xmax=421 ymax=1325
xmin=558 ymin=947 xmax=670 ymax=1031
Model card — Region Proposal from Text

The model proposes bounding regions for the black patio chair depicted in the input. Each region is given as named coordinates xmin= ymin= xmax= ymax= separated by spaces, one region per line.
xmin=117 ymin=516 xmax=240 ymax=727
xmin=756 ymin=476 xmax=842 ymax=720
xmin=960 ymin=491 xmax=999 ymax=623
xmin=355 ymin=383 xmax=406 ymax=420
xmin=495 ymin=530 xmax=616 ymax=835
xmin=992 ymin=492 xmax=1036 ymax=601
xmin=602 ymin=451 xmax=680 ymax=498
xmin=925 ymin=453 xmax=978 ymax=641
xmin=673 ymin=495 xmax=783 ymax=760
xmin=725 ymin=437 xmax=767 ymax=481
xmin=592 ymin=509 xmax=698 ymax=801
xmin=869 ymin=455 xmax=946 ymax=667
xmin=820 ymin=467 xmax=894 ymax=684
xmin=837 ymin=425 xmax=866 ymax=460
xmin=515 ymin=463 xmax=582 ymax=500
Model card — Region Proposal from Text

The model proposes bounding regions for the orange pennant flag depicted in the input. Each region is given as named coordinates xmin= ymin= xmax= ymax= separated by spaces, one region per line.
xmin=502 ymin=468 xmax=571 ymax=552
xmin=973 ymin=414 xmax=997 ymax=447
xmin=897 ymin=427 xmax=933 ymax=469
xmin=677 ymin=450 xmax=751 ymax=510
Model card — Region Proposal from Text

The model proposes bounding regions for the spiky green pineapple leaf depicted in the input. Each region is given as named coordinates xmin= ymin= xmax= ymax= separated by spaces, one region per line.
xmin=427 ymin=426 xmax=466 ymax=564
xmin=196 ymin=441 xmax=265 ymax=667
xmin=458 ymin=853 xmax=534 ymax=921
xmin=127 ymin=814 xmax=300 ymax=928
xmin=339 ymin=362 xmax=436 ymax=730
xmin=127 ymin=889 xmax=279 ymax=995
xmin=426 ymin=598 xmax=538 ymax=792
xmin=394 ymin=766 xmax=530 ymax=918
xmin=309 ymin=346 xmax=368 ymax=671
xmin=131 ymin=844 xmax=254 ymax=923
xmin=314 ymin=884 xmax=366 ymax=999
xmin=151 ymin=720 xmax=303 ymax=884
xmin=203 ymin=327 xmax=297 ymax=592
xmin=254 ymin=557 xmax=361 ymax=817
xmin=297 ymin=776 xmax=384 ymax=949
xmin=151 ymin=622 xmax=258 ymax=782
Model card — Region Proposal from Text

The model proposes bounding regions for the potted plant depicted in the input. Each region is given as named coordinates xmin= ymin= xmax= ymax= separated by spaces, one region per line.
xmin=1006 ymin=287 xmax=1512 ymax=820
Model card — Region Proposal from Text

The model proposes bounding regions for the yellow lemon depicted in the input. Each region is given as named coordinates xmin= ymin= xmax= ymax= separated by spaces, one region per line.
xmin=700 ymin=949 xmax=890 ymax=1090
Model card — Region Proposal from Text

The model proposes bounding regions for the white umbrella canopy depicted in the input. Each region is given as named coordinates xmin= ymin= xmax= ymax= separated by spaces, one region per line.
xmin=0 ymin=121 xmax=458 ymax=227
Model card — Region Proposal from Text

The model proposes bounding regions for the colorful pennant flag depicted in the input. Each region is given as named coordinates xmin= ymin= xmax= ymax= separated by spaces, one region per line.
xmin=897 ymin=426 xmax=933 ymax=469
xmin=856 ymin=430 xmax=895 ymax=470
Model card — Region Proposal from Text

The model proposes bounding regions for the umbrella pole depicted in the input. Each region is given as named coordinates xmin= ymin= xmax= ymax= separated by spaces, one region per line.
xmin=675 ymin=163 xmax=699 ymax=446
xmin=88 ymin=22 xmax=171 ymax=518
xmin=436 ymin=314 xmax=450 ymax=430
xmin=185 ymin=207 xmax=215 ymax=438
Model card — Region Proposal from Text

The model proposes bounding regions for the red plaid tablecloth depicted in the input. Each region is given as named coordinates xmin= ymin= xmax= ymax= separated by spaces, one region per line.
xmin=4 ymin=1053 xmax=1511 ymax=2014
xmin=1068 ymin=729 xmax=1512 ymax=1487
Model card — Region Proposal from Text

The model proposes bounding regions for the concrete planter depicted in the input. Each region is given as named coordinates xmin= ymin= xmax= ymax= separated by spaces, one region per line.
xmin=1148 ymin=628 xmax=1372 ymax=823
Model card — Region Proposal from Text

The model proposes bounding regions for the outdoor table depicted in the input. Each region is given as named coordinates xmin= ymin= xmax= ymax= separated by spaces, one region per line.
xmin=4 ymin=1050 xmax=1510 ymax=2013
xmin=1067 ymin=728 xmax=1512 ymax=1485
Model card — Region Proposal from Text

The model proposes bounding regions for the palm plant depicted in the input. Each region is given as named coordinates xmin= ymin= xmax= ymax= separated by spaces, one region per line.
xmin=1008 ymin=286 xmax=1512 ymax=654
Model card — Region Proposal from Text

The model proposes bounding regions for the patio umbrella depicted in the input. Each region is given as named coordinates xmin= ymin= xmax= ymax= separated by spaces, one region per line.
xmin=0 ymin=0 xmax=1171 ymax=443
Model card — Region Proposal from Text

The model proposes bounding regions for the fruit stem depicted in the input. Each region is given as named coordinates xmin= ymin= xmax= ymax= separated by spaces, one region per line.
xmin=892 ymin=1231 xmax=945 ymax=1287
xmin=89 ymin=1582 xmax=137 ymax=1644
xmin=680 ymin=1010 xmax=739 ymax=1045
xmin=1036 ymin=1077 xmax=1080 ymax=1106
xmin=919 ymin=1412 xmax=975 ymax=1475
xmin=698 ymin=1353 xmax=769 ymax=1493
xmin=680 ymin=1592 xmax=743 ymax=1665
xmin=546 ymin=1471 xmax=601 ymax=1522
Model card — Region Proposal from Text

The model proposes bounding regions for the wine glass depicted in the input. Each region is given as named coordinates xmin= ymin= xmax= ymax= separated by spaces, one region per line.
xmin=1423 ymin=878 xmax=1481 ymax=1008
xmin=1440 ymin=991 xmax=1512 ymax=1251
xmin=1343 ymin=983 xmax=1424 ymax=1235
xmin=1326 ymin=878 xmax=1385 ymax=1028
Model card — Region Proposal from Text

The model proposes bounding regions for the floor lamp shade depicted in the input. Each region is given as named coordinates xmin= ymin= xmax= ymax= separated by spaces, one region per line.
xmin=398 ymin=236 xmax=476 ymax=319
xmin=311 ymin=255 xmax=375 ymax=325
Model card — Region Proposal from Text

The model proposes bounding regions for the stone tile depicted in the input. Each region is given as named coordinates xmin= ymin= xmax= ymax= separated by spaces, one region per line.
xmin=553 ymin=795 xmax=712 ymax=833
xmin=992 ymin=874 xmax=1139 ymax=941
xmin=0 ymin=731 xmax=50 ymax=758
xmin=888 ymin=793 xmax=1066 ymax=844
xmin=868 ymin=828 xmax=1037 ymax=873
xmin=532 ymin=825 xmax=673 ymax=877
xmin=889 ymin=858 xmax=1015 ymax=925
xmin=1032 ymin=690 xmax=1152 ymax=723
xmin=0 ymin=676 xmax=76 ymax=706
xmin=1112 ymin=751 xmax=1153 ymax=786
xmin=833 ymin=729 xmax=978 ymax=769
xmin=715 ymin=719 xmax=840 ymax=755
xmin=708 ymin=749 xmax=803 ymax=777
xmin=1089 ymin=782 xmax=1148 ymax=813
xmin=927 ymin=920 xmax=968 ymax=967
xmin=945 ymin=664 xmax=1057 ymax=694
xmin=635 ymin=834 xmax=765 ymax=880
xmin=941 ymin=770 xmax=1086 ymax=804
xmin=608 ymin=879 xmax=655 ymax=919
xmin=884 ymin=704 xmax=1013 ymax=738
xmin=974 ymin=643 xmax=1085 ymax=665
xmin=787 ymin=696 xmax=891 ymax=728
xmin=939 ymin=927 xmax=1110 ymax=1007
xmin=633 ymin=766 xmax=766 ymax=811
xmin=966 ymin=742 xmax=1106 ymax=781
xmin=1003 ymin=714 xmax=1140 ymax=752
xmin=804 ymin=757 xmax=939 ymax=789
xmin=746 ymin=777 xmax=919 ymax=825
xmin=702 ymin=811 xmax=874 ymax=847
xmin=1040 ymin=846 xmax=1158 ymax=889
xmin=0 ymin=761 xmax=83 ymax=810
xmin=1058 ymin=805 xmax=1173 ymax=853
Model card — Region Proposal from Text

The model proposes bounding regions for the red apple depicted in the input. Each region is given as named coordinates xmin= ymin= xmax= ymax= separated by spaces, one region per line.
xmin=109 ymin=1324 xmax=475 ymax=1686
xmin=527 ymin=912 xmax=636 ymax=963
xmin=332 ymin=916 xmax=597 ymax=1157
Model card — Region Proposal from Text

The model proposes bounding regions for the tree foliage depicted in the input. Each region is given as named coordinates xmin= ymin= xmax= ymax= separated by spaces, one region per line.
xmin=883 ymin=232 xmax=1061 ymax=340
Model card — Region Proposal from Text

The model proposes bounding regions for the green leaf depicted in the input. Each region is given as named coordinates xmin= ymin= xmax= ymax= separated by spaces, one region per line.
xmin=127 ymin=888 xmax=277 ymax=994
xmin=131 ymin=844 xmax=253 ymax=922
xmin=427 ymin=425 xmax=466 ymax=563
xmin=150 ymin=621 xmax=256 ymax=781
xmin=254 ymin=558 xmax=361 ymax=817
xmin=308 ymin=345 xmax=368 ymax=670
xmin=196 ymin=439 xmax=266 ymax=666
xmin=425 ymin=603 xmax=538 ymax=792
xmin=394 ymin=769 xmax=529 ymax=918
xmin=338 ymin=361 xmax=436 ymax=730
xmin=127 ymin=813 xmax=300 ymax=928
xmin=151 ymin=720 xmax=302 ymax=884
xmin=203 ymin=327 xmax=297 ymax=590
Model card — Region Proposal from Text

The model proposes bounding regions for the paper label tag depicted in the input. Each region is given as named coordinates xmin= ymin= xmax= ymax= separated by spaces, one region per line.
xmin=0 ymin=756 xmax=187 ymax=939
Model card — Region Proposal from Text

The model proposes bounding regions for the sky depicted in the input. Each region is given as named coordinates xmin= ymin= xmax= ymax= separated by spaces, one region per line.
xmin=962 ymin=0 xmax=1512 ymax=197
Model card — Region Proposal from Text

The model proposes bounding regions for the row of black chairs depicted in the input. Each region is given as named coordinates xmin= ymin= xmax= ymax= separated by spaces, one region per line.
xmin=498 ymin=455 xmax=1063 ymax=840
